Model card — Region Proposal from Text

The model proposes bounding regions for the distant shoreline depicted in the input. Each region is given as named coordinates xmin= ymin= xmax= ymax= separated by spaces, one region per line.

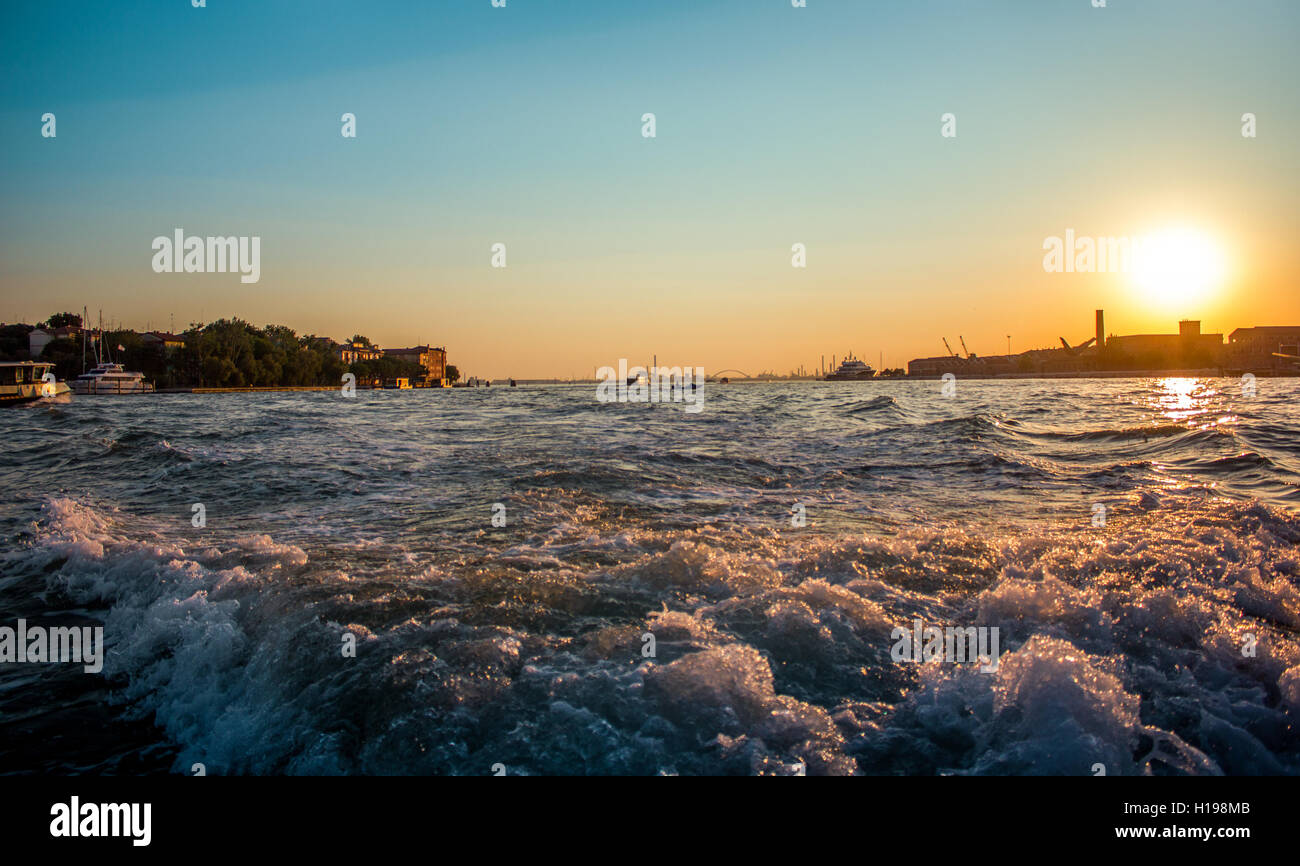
xmin=131 ymin=369 xmax=1300 ymax=393
xmin=700 ymin=368 xmax=1296 ymax=383
xmin=152 ymin=385 xmax=438 ymax=394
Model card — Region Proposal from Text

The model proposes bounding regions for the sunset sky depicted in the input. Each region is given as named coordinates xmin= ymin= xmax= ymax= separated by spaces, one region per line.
xmin=2 ymin=0 xmax=1297 ymax=378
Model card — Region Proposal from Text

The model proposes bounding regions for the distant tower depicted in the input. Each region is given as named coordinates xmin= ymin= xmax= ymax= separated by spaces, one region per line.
xmin=1095 ymin=310 xmax=1105 ymax=350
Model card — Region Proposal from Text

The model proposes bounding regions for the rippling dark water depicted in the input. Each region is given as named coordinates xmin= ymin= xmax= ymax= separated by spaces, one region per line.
xmin=2 ymin=378 xmax=1298 ymax=775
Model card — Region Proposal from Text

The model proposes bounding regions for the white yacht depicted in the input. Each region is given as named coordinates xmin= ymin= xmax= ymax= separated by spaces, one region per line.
xmin=824 ymin=355 xmax=877 ymax=381
xmin=73 ymin=362 xmax=154 ymax=395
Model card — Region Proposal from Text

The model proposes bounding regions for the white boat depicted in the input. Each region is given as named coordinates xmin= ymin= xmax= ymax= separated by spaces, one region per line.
xmin=0 ymin=362 xmax=72 ymax=406
xmin=824 ymin=355 xmax=877 ymax=381
xmin=73 ymin=362 xmax=154 ymax=395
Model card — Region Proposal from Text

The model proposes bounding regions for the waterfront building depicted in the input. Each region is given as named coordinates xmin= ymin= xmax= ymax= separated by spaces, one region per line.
xmin=1102 ymin=320 xmax=1223 ymax=369
xmin=1226 ymin=326 xmax=1300 ymax=370
xmin=383 ymin=345 xmax=447 ymax=385
xmin=337 ymin=340 xmax=383 ymax=364
xmin=140 ymin=331 xmax=186 ymax=352
xmin=28 ymin=325 xmax=83 ymax=358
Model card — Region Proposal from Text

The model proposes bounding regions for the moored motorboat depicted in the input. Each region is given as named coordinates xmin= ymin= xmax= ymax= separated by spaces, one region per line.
xmin=72 ymin=362 xmax=154 ymax=395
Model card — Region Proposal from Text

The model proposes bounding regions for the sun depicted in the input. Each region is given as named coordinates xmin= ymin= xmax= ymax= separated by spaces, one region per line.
xmin=1130 ymin=227 xmax=1227 ymax=311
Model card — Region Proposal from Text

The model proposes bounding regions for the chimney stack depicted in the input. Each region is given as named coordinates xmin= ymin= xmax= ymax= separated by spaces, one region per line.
xmin=1095 ymin=309 xmax=1105 ymax=350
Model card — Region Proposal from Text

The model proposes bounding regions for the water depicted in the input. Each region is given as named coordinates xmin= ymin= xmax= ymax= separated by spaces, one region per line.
xmin=2 ymin=378 xmax=1298 ymax=775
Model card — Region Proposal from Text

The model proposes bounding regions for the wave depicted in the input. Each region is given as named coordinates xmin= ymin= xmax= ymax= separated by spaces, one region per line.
xmin=1046 ymin=422 xmax=1195 ymax=443
xmin=14 ymin=490 xmax=1299 ymax=775
xmin=845 ymin=395 xmax=905 ymax=416
xmin=5 ymin=380 xmax=1299 ymax=774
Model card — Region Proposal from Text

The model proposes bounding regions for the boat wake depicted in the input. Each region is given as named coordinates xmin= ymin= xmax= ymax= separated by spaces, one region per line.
xmin=8 ymin=487 xmax=1298 ymax=775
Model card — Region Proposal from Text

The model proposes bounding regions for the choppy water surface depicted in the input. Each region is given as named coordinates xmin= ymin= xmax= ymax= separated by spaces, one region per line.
xmin=2 ymin=378 xmax=1298 ymax=775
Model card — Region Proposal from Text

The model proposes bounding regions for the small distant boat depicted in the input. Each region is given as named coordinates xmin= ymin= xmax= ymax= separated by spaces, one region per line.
xmin=383 ymin=377 xmax=412 ymax=389
xmin=73 ymin=362 xmax=154 ymax=395
xmin=824 ymin=355 xmax=877 ymax=381
xmin=1 ymin=362 xmax=72 ymax=406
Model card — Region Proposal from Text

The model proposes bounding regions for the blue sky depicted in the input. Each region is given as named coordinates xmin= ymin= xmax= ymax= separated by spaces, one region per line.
xmin=2 ymin=0 xmax=1297 ymax=377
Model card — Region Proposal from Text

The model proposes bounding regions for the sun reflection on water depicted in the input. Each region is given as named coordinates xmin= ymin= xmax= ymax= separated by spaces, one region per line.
xmin=1148 ymin=377 xmax=1219 ymax=424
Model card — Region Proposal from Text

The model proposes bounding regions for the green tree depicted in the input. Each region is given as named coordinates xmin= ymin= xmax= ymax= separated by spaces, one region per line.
xmin=39 ymin=337 xmax=83 ymax=380
xmin=64 ymin=319 xmax=432 ymax=389
xmin=0 ymin=324 xmax=33 ymax=361
xmin=43 ymin=312 xmax=82 ymax=329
